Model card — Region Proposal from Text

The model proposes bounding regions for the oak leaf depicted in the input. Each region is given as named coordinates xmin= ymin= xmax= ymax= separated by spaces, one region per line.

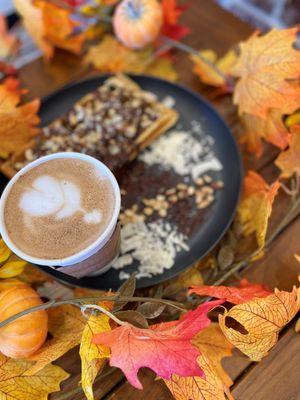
xmin=93 ymin=300 xmax=223 ymax=389
xmin=192 ymin=323 xmax=233 ymax=388
xmin=241 ymin=109 xmax=290 ymax=157
xmin=0 ymin=15 xmax=20 ymax=58
xmin=232 ymin=29 xmax=300 ymax=118
xmin=190 ymin=279 xmax=271 ymax=305
xmin=275 ymin=125 xmax=300 ymax=178
xmin=0 ymin=353 xmax=69 ymax=399
xmin=0 ymin=78 xmax=40 ymax=159
xmin=27 ymin=304 xmax=86 ymax=374
xmin=164 ymin=354 xmax=233 ymax=400
xmin=79 ymin=309 xmax=111 ymax=400
xmin=190 ymin=49 xmax=237 ymax=88
xmin=219 ymin=287 xmax=300 ymax=361
xmin=238 ymin=171 xmax=280 ymax=248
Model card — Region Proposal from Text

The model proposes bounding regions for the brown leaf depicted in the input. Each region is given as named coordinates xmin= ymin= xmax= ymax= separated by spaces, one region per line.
xmin=114 ymin=273 xmax=136 ymax=311
xmin=217 ymin=245 xmax=234 ymax=270
xmin=232 ymin=29 xmax=300 ymax=118
xmin=115 ymin=310 xmax=149 ymax=328
xmin=219 ymin=287 xmax=300 ymax=361
xmin=137 ymin=301 xmax=166 ymax=319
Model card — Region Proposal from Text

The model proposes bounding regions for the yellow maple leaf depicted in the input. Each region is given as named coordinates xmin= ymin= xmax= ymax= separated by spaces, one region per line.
xmin=145 ymin=57 xmax=178 ymax=82
xmin=164 ymin=354 xmax=233 ymax=400
xmin=232 ymin=28 xmax=300 ymax=119
xmin=0 ymin=352 xmax=69 ymax=399
xmin=84 ymin=35 xmax=152 ymax=74
xmin=14 ymin=0 xmax=53 ymax=59
xmin=275 ymin=125 xmax=300 ymax=179
xmin=0 ymin=78 xmax=40 ymax=159
xmin=238 ymin=171 xmax=280 ymax=248
xmin=27 ymin=304 xmax=86 ymax=374
xmin=0 ymin=258 xmax=27 ymax=279
xmin=79 ymin=311 xmax=111 ymax=400
xmin=286 ymin=110 xmax=300 ymax=128
xmin=241 ymin=109 xmax=290 ymax=157
xmin=192 ymin=323 xmax=233 ymax=388
xmin=219 ymin=287 xmax=300 ymax=361
xmin=190 ymin=49 xmax=237 ymax=88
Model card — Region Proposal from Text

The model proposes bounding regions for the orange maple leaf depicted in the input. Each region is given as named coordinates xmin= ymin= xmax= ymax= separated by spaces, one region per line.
xmin=14 ymin=0 xmax=53 ymax=59
xmin=0 ymin=78 xmax=40 ymax=159
xmin=190 ymin=279 xmax=271 ymax=304
xmin=0 ymin=15 xmax=20 ymax=58
xmin=14 ymin=0 xmax=84 ymax=59
xmin=219 ymin=286 xmax=300 ymax=361
xmin=241 ymin=109 xmax=291 ymax=157
xmin=238 ymin=171 xmax=280 ymax=248
xmin=37 ymin=1 xmax=84 ymax=55
xmin=275 ymin=125 xmax=300 ymax=179
xmin=232 ymin=29 xmax=300 ymax=119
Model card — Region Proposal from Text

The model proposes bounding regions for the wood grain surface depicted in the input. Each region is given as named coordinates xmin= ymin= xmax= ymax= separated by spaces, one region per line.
xmin=15 ymin=1 xmax=300 ymax=399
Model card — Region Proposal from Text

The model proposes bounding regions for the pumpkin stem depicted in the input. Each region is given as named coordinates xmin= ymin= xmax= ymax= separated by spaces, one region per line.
xmin=125 ymin=0 xmax=144 ymax=20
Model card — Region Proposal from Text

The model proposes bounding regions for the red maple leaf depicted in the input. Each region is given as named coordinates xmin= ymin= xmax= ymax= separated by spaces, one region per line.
xmin=93 ymin=300 xmax=223 ymax=389
xmin=161 ymin=0 xmax=190 ymax=41
xmin=189 ymin=279 xmax=271 ymax=305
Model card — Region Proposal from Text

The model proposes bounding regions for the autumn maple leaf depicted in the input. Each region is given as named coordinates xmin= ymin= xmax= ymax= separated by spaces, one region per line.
xmin=93 ymin=300 xmax=223 ymax=389
xmin=219 ymin=287 xmax=300 ymax=361
xmin=190 ymin=279 xmax=271 ymax=304
xmin=241 ymin=109 xmax=290 ymax=157
xmin=161 ymin=0 xmax=190 ymax=41
xmin=275 ymin=125 xmax=300 ymax=179
xmin=232 ymin=28 xmax=300 ymax=119
xmin=238 ymin=171 xmax=280 ymax=248
xmin=0 ymin=78 xmax=40 ymax=159
xmin=0 ymin=15 xmax=20 ymax=58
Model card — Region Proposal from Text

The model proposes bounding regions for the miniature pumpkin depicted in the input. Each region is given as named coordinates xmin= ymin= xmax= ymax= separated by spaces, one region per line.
xmin=113 ymin=0 xmax=163 ymax=49
xmin=0 ymin=284 xmax=48 ymax=358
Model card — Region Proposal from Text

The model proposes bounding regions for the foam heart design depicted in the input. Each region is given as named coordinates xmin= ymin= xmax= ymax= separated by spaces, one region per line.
xmin=19 ymin=175 xmax=81 ymax=218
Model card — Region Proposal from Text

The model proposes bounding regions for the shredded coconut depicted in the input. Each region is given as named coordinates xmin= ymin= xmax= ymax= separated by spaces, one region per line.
xmin=112 ymin=220 xmax=189 ymax=280
xmin=140 ymin=121 xmax=223 ymax=181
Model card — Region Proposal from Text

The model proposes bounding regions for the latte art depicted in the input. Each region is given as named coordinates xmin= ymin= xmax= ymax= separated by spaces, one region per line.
xmin=19 ymin=175 xmax=102 ymax=224
xmin=4 ymin=158 xmax=115 ymax=260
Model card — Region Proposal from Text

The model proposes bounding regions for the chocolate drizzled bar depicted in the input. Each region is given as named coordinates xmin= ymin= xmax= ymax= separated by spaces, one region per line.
xmin=2 ymin=74 xmax=178 ymax=178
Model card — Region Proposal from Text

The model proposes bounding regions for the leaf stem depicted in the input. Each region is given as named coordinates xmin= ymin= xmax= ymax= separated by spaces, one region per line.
xmin=0 ymin=296 xmax=185 ymax=329
xmin=81 ymin=304 xmax=126 ymax=326
xmin=161 ymin=35 xmax=232 ymax=85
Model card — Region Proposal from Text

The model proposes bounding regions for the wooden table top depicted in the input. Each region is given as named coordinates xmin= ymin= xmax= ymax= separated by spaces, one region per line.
xmin=17 ymin=1 xmax=300 ymax=399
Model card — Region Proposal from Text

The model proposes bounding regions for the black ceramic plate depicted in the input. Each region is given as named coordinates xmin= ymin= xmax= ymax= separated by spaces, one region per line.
xmin=0 ymin=75 xmax=242 ymax=290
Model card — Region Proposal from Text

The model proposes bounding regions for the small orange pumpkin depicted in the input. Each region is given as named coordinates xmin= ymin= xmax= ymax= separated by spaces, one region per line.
xmin=113 ymin=0 xmax=163 ymax=49
xmin=0 ymin=284 xmax=48 ymax=359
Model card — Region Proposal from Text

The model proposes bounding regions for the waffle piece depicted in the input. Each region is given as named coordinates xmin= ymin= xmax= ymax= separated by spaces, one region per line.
xmin=2 ymin=74 xmax=178 ymax=178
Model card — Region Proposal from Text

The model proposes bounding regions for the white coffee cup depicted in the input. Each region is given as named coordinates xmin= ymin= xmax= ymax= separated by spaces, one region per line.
xmin=0 ymin=152 xmax=121 ymax=276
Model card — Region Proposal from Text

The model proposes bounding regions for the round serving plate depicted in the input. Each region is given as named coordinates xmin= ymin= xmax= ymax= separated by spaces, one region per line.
xmin=0 ymin=75 xmax=242 ymax=290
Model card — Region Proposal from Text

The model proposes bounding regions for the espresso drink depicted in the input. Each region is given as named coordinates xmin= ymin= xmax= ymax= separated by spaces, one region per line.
xmin=4 ymin=158 xmax=115 ymax=259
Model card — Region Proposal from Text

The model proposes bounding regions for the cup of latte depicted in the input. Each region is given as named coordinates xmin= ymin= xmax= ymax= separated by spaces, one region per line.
xmin=0 ymin=152 xmax=121 ymax=278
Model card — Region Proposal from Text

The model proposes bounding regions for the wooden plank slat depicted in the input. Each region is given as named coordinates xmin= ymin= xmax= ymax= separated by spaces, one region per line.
xmin=232 ymin=327 xmax=300 ymax=400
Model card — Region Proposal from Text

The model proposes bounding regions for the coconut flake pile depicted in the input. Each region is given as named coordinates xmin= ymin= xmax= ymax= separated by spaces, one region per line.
xmin=140 ymin=121 xmax=223 ymax=181
xmin=112 ymin=220 xmax=189 ymax=280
